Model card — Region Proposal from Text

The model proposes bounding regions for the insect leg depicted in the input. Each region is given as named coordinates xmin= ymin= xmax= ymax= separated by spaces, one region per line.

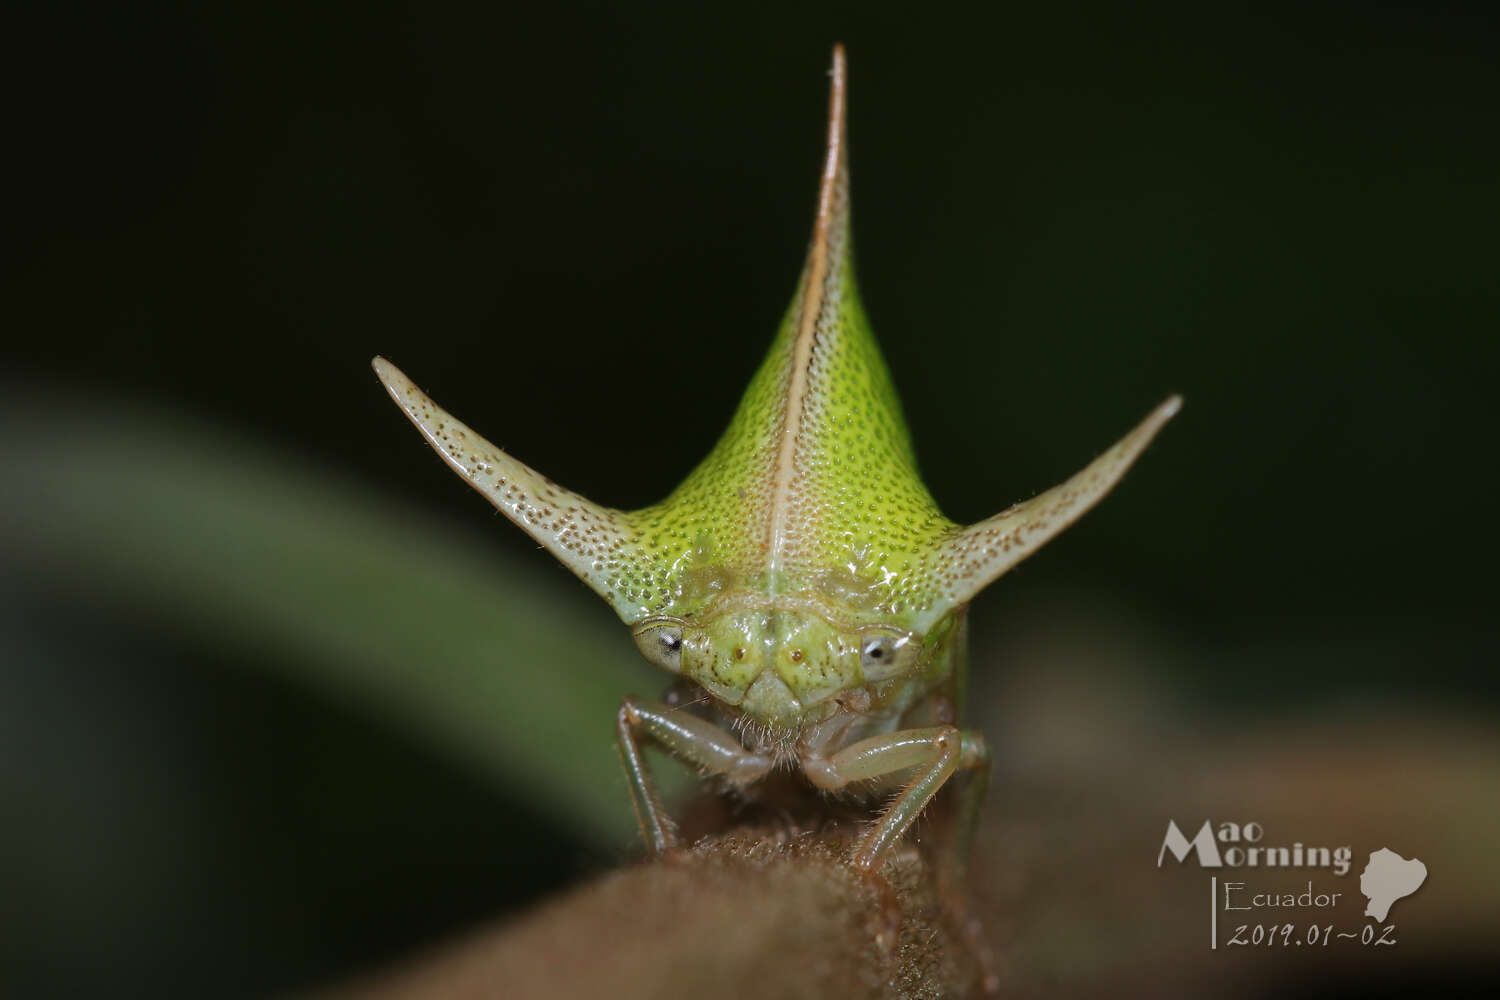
xmin=945 ymin=730 xmax=991 ymax=884
xmin=806 ymin=726 xmax=987 ymax=872
xmin=616 ymin=696 xmax=774 ymax=854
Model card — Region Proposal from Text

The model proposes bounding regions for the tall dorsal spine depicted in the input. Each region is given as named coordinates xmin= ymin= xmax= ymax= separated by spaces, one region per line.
xmin=766 ymin=44 xmax=850 ymax=581
xmin=372 ymin=46 xmax=1180 ymax=633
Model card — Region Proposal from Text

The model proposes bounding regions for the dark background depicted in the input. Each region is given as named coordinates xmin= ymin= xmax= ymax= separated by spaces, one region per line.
xmin=4 ymin=1 xmax=1497 ymax=996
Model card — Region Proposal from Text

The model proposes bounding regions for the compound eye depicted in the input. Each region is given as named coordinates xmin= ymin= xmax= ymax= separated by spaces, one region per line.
xmin=860 ymin=635 xmax=900 ymax=679
xmin=632 ymin=624 xmax=684 ymax=673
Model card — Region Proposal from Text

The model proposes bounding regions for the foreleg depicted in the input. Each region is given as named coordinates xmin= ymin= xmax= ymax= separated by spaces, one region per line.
xmin=804 ymin=726 xmax=989 ymax=873
xmin=616 ymin=696 xmax=774 ymax=853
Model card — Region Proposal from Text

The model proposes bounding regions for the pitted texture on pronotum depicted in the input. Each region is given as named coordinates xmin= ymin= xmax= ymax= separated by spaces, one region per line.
xmin=371 ymin=359 xmax=639 ymax=599
xmin=770 ymin=253 xmax=951 ymax=616
xmin=375 ymin=45 xmax=1177 ymax=903
xmin=372 ymin=45 xmax=1177 ymax=649
xmin=923 ymin=393 xmax=1180 ymax=631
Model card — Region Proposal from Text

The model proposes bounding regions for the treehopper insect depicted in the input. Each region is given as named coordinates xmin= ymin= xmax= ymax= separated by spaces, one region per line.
xmin=374 ymin=44 xmax=1177 ymax=893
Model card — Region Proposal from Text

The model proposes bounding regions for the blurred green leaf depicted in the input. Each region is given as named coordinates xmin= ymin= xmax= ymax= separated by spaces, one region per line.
xmin=0 ymin=390 xmax=667 ymax=846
